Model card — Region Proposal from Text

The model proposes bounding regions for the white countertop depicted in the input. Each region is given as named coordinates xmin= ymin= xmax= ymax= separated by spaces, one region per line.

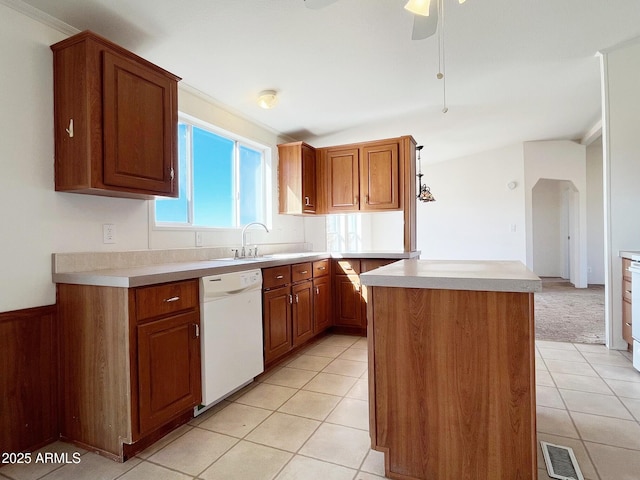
xmin=620 ymin=251 xmax=640 ymax=261
xmin=53 ymin=251 xmax=420 ymax=288
xmin=360 ymin=259 xmax=541 ymax=293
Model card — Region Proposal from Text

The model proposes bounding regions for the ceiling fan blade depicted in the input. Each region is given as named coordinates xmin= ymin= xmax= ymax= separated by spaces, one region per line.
xmin=304 ymin=0 xmax=339 ymax=9
xmin=411 ymin=4 xmax=439 ymax=40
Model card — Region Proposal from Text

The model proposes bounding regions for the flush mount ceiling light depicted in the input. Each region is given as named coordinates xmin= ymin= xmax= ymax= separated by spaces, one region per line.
xmin=257 ymin=90 xmax=278 ymax=109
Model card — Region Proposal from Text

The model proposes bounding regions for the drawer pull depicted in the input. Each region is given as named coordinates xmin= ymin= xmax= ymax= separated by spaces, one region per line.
xmin=625 ymin=290 xmax=632 ymax=294
xmin=318 ymin=266 xmax=326 ymax=270
xmin=299 ymin=270 xmax=308 ymax=274
xmin=164 ymin=296 xmax=180 ymax=303
xmin=276 ymin=275 xmax=284 ymax=279
xmin=626 ymin=322 xmax=632 ymax=327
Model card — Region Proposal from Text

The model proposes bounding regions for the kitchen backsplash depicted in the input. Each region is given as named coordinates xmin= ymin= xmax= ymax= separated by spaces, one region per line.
xmin=52 ymin=243 xmax=313 ymax=274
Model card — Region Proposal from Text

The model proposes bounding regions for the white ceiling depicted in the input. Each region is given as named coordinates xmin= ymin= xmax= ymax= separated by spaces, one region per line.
xmin=16 ymin=0 xmax=640 ymax=162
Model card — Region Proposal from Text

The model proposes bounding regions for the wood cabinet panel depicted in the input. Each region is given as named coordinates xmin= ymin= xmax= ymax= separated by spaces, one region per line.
xmin=360 ymin=142 xmax=399 ymax=211
xmin=313 ymin=276 xmax=332 ymax=333
xmin=51 ymin=30 xmax=179 ymax=199
xmin=327 ymin=147 xmax=360 ymax=212
xmin=334 ymin=274 xmax=363 ymax=328
xmin=278 ymin=142 xmax=317 ymax=214
xmin=102 ymin=51 xmax=176 ymax=194
xmin=368 ymin=287 xmax=536 ymax=479
xmin=135 ymin=280 xmax=198 ymax=321
xmin=263 ymin=286 xmax=293 ymax=364
xmin=137 ymin=311 xmax=201 ymax=434
xmin=361 ymin=259 xmax=396 ymax=273
xmin=0 ymin=306 xmax=58 ymax=454
xmin=292 ymin=281 xmax=314 ymax=347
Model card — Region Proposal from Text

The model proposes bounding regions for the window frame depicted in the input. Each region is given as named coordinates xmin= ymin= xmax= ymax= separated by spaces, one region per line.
xmin=152 ymin=113 xmax=272 ymax=232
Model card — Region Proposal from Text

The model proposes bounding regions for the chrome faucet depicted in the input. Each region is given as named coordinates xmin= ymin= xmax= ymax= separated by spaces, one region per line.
xmin=241 ymin=222 xmax=269 ymax=257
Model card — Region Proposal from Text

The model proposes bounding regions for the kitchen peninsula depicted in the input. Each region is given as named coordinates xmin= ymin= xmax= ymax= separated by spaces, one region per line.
xmin=360 ymin=260 xmax=541 ymax=480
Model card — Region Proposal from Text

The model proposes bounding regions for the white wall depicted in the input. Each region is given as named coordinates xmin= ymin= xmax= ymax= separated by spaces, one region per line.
xmin=524 ymin=140 xmax=588 ymax=288
xmin=416 ymin=144 xmax=527 ymax=262
xmin=0 ymin=4 xmax=324 ymax=313
xmin=601 ymin=39 xmax=640 ymax=349
xmin=586 ymin=138 xmax=605 ymax=285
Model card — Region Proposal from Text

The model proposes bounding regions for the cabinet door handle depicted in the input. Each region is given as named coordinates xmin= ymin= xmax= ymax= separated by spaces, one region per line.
xmin=305 ymin=196 xmax=310 ymax=206
xmin=164 ymin=296 xmax=180 ymax=303
xmin=316 ymin=287 xmax=320 ymax=295
xmin=170 ymin=167 xmax=175 ymax=181
xmin=365 ymin=194 xmax=369 ymax=204
xmin=354 ymin=195 xmax=359 ymax=205
xmin=276 ymin=275 xmax=284 ymax=279
xmin=626 ymin=322 xmax=632 ymax=327
xmin=194 ymin=324 xmax=200 ymax=338
xmin=65 ymin=118 xmax=74 ymax=137
xmin=289 ymin=294 xmax=293 ymax=304
xmin=295 ymin=294 xmax=299 ymax=303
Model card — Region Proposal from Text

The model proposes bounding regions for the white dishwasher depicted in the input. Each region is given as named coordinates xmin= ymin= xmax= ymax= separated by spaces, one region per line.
xmin=196 ymin=269 xmax=264 ymax=415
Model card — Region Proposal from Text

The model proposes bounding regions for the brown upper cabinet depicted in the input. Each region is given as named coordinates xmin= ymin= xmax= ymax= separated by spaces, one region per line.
xmin=278 ymin=142 xmax=317 ymax=214
xmin=51 ymin=31 xmax=181 ymax=199
xmin=322 ymin=139 xmax=401 ymax=213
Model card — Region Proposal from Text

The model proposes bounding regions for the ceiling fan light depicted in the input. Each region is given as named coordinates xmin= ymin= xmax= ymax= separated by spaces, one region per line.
xmin=404 ymin=0 xmax=431 ymax=16
xmin=257 ymin=90 xmax=278 ymax=109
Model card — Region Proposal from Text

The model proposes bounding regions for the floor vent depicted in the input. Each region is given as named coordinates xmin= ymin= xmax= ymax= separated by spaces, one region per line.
xmin=540 ymin=441 xmax=585 ymax=480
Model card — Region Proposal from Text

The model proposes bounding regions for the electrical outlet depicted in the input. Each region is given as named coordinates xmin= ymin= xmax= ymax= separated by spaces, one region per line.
xmin=509 ymin=224 xmax=517 ymax=233
xmin=195 ymin=231 xmax=203 ymax=247
xmin=103 ymin=224 xmax=116 ymax=244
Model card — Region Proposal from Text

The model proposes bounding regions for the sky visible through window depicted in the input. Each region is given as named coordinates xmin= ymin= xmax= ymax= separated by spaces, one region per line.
xmin=155 ymin=121 xmax=265 ymax=228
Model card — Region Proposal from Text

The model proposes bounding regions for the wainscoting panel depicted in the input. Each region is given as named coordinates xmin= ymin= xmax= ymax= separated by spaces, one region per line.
xmin=0 ymin=305 xmax=58 ymax=453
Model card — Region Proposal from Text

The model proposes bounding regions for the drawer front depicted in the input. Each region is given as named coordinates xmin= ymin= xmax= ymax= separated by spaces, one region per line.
xmin=135 ymin=279 xmax=198 ymax=322
xmin=335 ymin=259 xmax=361 ymax=275
xmin=313 ymin=259 xmax=330 ymax=278
xmin=623 ymin=279 xmax=632 ymax=302
xmin=263 ymin=265 xmax=291 ymax=289
xmin=292 ymin=262 xmax=312 ymax=283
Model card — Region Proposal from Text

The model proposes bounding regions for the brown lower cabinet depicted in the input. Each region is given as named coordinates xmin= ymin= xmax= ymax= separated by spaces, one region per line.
xmin=623 ymin=258 xmax=633 ymax=347
xmin=333 ymin=258 xmax=396 ymax=335
xmin=57 ymin=279 xmax=201 ymax=461
xmin=263 ymin=260 xmax=331 ymax=366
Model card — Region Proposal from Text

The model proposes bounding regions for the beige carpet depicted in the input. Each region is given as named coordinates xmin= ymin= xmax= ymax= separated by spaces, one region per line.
xmin=534 ymin=277 xmax=605 ymax=344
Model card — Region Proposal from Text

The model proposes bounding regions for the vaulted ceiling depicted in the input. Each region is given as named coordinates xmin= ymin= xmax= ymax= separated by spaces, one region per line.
xmin=18 ymin=0 xmax=640 ymax=161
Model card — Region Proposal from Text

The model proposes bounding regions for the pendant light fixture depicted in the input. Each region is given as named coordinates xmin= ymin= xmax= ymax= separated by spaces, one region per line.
xmin=416 ymin=145 xmax=436 ymax=202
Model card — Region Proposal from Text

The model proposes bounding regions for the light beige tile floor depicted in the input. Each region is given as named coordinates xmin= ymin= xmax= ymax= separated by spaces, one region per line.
xmin=2 ymin=335 xmax=639 ymax=480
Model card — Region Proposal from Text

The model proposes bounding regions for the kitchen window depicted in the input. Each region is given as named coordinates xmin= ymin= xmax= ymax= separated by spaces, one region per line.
xmin=326 ymin=214 xmax=362 ymax=251
xmin=154 ymin=115 xmax=269 ymax=228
